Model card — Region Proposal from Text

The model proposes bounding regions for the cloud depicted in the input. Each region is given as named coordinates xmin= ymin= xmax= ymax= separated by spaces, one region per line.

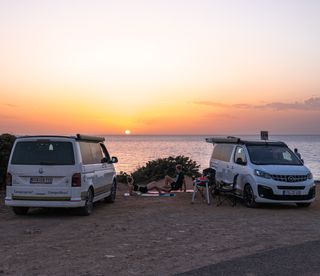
xmin=2 ymin=103 xmax=17 ymax=108
xmin=193 ymin=101 xmax=229 ymax=108
xmin=194 ymin=97 xmax=320 ymax=111
xmin=205 ymin=112 xmax=236 ymax=119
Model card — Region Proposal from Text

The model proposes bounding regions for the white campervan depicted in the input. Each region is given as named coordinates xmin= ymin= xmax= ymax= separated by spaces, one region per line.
xmin=207 ymin=137 xmax=316 ymax=207
xmin=5 ymin=134 xmax=118 ymax=215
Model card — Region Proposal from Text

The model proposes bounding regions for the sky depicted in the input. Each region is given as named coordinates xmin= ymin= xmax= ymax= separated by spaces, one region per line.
xmin=0 ymin=0 xmax=319 ymax=135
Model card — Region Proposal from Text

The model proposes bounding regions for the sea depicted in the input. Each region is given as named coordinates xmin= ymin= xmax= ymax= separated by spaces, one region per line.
xmin=104 ymin=135 xmax=320 ymax=180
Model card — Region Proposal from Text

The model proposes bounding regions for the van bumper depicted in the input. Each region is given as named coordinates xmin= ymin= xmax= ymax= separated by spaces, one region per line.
xmin=255 ymin=185 xmax=316 ymax=203
xmin=5 ymin=198 xmax=86 ymax=208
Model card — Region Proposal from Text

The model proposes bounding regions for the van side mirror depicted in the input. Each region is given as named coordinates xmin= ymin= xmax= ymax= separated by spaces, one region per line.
xmin=101 ymin=156 xmax=118 ymax=164
xmin=111 ymin=156 xmax=118 ymax=163
xmin=236 ymin=158 xmax=247 ymax=166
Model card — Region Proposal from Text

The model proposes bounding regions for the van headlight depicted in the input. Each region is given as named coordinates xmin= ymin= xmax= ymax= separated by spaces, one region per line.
xmin=307 ymin=172 xmax=313 ymax=180
xmin=254 ymin=169 xmax=272 ymax=179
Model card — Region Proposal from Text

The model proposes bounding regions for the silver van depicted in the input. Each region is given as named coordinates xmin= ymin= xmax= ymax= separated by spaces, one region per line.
xmin=207 ymin=137 xmax=315 ymax=207
xmin=5 ymin=134 xmax=118 ymax=215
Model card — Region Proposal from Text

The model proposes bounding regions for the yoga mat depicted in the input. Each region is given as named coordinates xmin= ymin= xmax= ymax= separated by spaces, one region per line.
xmin=123 ymin=192 xmax=176 ymax=197
xmin=142 ymin=193 xmax=176 ymax=197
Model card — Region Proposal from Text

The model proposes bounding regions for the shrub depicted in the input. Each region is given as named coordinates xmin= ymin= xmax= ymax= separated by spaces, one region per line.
xmin=117 ymin=155 xmax=201 ymax=184
xmin=0 ymin=133 xmax=16 ymax=189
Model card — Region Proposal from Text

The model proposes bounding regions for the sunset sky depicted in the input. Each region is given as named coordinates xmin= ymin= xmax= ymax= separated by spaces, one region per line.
xmin=1 ymin=0 xmax=319 ymax=135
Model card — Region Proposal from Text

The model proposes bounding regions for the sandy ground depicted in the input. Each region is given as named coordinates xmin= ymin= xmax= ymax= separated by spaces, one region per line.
xmin=0 ymin=179 xmax=320 ymax=276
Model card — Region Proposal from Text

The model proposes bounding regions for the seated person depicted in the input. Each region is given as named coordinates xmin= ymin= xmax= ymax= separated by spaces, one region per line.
xmin=127 ymin=176 xmax=160 ymax=195
xmin=164 ymin=164 xmax=186 ymax=192
xmin=127 ymin=164 xmax=186 ymax=195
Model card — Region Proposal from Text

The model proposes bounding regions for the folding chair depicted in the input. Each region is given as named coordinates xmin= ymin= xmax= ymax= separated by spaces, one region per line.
xmin=191 ymin=168 xmax=216 ymax=205
xmin=215 ymin=174 xmax=238 ymax=207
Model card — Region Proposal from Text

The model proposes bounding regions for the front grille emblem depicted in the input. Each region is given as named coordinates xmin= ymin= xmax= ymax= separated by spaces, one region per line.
xmin=39 ymin=168 xmax=44 ymax=174
xmin=287 ymin=176 xmax=296 ymax=182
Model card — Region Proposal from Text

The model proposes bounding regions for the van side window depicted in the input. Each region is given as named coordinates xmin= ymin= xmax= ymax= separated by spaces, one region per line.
xmin=234 ymin=146 xmax=247 ymax=164
xmin=211 ymin=144 xmax=234 ymax=162
xmin=80 ymin=142 xmax=107 ymax=164
xmin=100 ymin=143 xmax=111 ymax=162
xmin=90 ymin=143 xmax=104 ymax=163
xmin=79 ymin=142 xmax=94 ymax=164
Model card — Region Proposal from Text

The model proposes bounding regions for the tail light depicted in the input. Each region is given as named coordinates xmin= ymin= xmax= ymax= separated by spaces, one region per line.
xmin=72 ymin=173 xmax=81 ymax=187
xmin=6 ymin=172 xmax=12 ymax=186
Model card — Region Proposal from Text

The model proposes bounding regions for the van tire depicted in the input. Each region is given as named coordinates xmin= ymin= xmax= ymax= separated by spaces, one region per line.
xmin=12 ymin=207 xmax=29 ymax=215
xmin=296 ymin=203 xmax=311 ymax=208
xmin=79 ymin=189 xmax=94 ymax=216
xmin=243 ymin=184 xmax=257 ymax=208
xmin=105 ymin=181 xmax=117 ymax=203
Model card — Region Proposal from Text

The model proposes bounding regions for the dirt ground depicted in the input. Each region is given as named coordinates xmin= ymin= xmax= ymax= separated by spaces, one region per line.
xmin=0 ymin=180 xmax=320 ymax=276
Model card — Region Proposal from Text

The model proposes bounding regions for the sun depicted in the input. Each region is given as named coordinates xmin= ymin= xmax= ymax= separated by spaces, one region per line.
xmin=125 ymin=130 xmax=131 ymax=135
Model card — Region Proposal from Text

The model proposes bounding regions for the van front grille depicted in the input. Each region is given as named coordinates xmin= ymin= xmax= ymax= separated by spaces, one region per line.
xmin=271 ymin=174 xmax=308 ymax=182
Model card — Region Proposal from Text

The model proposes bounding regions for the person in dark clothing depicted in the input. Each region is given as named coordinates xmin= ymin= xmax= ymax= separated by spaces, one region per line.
xmin=127 ymin=164 xmax=186 ymax=195
xmin=164 ymin=164 xmax=186 ymax=192
xmin=294 ymin=148 xmax=302 ymax=159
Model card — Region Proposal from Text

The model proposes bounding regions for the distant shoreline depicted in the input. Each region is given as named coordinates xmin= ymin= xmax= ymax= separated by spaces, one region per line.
xmin=5 ymin=133 xmax=320 ymax=137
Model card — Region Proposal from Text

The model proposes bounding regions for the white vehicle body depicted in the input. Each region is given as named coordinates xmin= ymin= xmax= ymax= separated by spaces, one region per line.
xmin=207 ymin=137 xmax=315 ymax=207
xmin=5 ymin=134 xmax=118 ymax=215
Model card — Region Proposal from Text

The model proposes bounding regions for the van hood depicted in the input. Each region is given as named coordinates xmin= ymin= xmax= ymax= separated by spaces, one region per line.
xmin=255 ymin=165 xmax=310 ymax=175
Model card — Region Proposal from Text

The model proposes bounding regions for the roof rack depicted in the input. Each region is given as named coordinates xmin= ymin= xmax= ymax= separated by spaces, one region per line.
xmin=16 ymin=134 xmax=105 ymax=143
xmin=76 ymin=134 xmax=105 ymax=142
xmin=206 ymin=136 xmax=288 ymax=147
xmin=206 ymin=136 xmax=241 ymax=144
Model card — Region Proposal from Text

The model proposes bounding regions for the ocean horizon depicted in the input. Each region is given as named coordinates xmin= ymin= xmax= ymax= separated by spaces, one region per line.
xmin=104 ymin=134 xmax=320 ymax=180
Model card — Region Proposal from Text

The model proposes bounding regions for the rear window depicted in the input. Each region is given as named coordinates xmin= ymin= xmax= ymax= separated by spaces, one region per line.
xmin=11 ymin=141 xmax=75 ymax=165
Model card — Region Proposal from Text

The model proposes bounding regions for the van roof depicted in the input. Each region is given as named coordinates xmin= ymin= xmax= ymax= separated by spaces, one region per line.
xmin=16 ymin=134 xmax=105 ymax=143
xmin=205 ymin=136 xmax=287 ymax=147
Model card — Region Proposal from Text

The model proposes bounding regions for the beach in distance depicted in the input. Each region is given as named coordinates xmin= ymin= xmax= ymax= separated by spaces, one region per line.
xmin=105 ymin=135 xmax=320 ymax=180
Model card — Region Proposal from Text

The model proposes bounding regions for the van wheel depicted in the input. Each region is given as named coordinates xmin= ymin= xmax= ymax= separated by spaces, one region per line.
xmin=79 ymin=189 xmax=94 ymax=216
xmin=12 ymin=207 xmax=29 ymax=215
xmin=243 ymin=184 xmax=257 ymax=208
xmin=296 ymin=203 xmax=311 ymax=208
xmin=105 ymin=181 xmax=117 ymax=203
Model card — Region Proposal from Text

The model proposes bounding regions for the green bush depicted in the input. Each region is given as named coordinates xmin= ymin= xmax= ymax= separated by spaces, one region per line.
xmin=117 ymin=155 xmax=201 ymax=184
xmin=0 ymin=133 xmax=16 ymax=189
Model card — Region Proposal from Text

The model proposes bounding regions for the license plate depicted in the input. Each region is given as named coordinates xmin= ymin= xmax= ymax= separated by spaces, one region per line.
xmin=30 ymin=176 xmax=53 ymax=184
xmin=283 ymin=190 xmax=301 ymax=196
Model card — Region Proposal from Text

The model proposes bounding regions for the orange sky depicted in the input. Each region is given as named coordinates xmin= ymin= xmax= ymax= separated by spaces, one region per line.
xmin=1 ymin=0 xmax=320 ymax=135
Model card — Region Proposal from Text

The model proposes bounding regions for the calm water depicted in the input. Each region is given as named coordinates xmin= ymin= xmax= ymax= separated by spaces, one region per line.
xmin=104 ymin=135 xmax=320 ymax=180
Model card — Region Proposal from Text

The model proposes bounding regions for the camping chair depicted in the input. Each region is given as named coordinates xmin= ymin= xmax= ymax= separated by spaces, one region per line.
xmin=214 ymin=174 xmax=238 ymax=207
xmin=191 ymin=168 xmax=216 ymax=205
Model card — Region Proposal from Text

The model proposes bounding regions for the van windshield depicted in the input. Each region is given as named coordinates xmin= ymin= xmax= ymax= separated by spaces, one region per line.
xmin=247 ymin=145 xmax=302 ymax=165
xmin=11 ymin=141 xmax=75 ymax=165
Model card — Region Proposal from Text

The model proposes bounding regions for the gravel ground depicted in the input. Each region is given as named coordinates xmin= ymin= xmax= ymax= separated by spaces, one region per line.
xmin=0 ymin=182 xmax=319 ymax=276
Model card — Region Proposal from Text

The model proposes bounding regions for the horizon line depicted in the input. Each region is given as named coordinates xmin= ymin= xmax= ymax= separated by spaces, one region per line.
xmin=3 ymin=132 xmax=320 ymax=137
